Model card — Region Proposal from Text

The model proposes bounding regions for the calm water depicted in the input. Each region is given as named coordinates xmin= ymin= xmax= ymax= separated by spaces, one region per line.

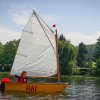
xmin=0 ymin=77 xmax=100 ymax=100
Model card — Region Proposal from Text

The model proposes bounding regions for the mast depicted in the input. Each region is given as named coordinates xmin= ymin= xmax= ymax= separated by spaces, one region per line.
xmin=55 ymin=29 xmax=60 ymax=82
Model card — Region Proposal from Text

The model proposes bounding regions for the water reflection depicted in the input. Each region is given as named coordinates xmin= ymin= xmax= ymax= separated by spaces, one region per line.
xmin=0 ymin=77 xmax=100 ymax=100
xmin=0 ymin=91 xmax=67 ymax=100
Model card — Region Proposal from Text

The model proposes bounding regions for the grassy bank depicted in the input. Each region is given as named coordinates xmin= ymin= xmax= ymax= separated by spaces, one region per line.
xmin=61 ymin=75 xmax=100 ymax=80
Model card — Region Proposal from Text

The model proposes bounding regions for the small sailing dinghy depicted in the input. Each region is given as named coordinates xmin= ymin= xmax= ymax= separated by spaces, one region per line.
xmin=3 ymin=10 xmax=68 ymax=92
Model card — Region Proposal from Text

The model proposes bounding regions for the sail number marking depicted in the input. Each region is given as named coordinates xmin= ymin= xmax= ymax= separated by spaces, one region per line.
xmin=26 ymin=85 xmax=37 ymax=93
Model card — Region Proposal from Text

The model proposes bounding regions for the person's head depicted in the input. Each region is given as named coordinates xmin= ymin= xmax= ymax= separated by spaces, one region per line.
xmin=21 ymin=71 xmax=27 ymax=78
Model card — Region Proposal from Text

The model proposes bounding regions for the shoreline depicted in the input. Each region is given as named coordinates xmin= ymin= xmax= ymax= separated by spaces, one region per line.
xmin=0 ymin=72 xmax=99 ymax=79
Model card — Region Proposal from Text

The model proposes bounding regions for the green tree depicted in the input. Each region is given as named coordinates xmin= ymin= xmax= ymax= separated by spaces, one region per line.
xmin=2 ymin=39 xmax=19 ymax=71
xmin=0 ymin=42 xmax=4 ymax=70
xmin=86 ymin=44 xmax=95 ymax=61
xmin=77 ymin=42 xmax=88 ymax=67
xmin=96 ymin=58 xmax=100 ymax=76
xmin=59 ymin=34 xmax=66 ymax=41
xmin=94 ymin=36 xmax=100 ymax=76
xmin=59 ymin=34 xmax=77 ymax=75
xmin=94 ymin=36 xmax=100 ymax=60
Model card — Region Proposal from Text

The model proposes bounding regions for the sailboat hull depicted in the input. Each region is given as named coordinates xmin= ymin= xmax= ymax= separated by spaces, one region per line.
xmin=4 ymin=82 xmax=68 ymax=93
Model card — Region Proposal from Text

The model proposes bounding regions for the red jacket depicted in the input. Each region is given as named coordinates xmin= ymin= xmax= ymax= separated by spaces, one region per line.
xmin=18 ymin=76 xmax=27 ymax=83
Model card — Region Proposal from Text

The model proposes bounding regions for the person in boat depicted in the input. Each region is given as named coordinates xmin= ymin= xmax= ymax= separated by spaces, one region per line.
xmin=14 ymin=71 xmax=27 ymax=83
xmin=18 ymin=71 xmax=27 ymax=83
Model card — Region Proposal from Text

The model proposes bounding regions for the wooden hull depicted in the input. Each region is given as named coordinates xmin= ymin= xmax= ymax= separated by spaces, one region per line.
xmin=4 ymin=82 xmax=68 ymax=93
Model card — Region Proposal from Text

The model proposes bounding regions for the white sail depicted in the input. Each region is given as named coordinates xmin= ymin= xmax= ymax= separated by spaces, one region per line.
xmin=10 ymin=10 xmax=57 ymax=77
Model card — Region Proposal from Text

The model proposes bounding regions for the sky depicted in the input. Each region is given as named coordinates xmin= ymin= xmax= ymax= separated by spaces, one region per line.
xmin=0 ymin=0 xmax=100 ymax=45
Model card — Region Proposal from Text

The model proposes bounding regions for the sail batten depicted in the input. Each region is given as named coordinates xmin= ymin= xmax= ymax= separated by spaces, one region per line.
xmin=10 ymin=10 xmax=57 ymax=77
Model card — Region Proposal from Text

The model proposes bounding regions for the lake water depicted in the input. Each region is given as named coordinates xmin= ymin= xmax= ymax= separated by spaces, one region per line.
xmin=0 ymin=77 xmax=100 ymax=100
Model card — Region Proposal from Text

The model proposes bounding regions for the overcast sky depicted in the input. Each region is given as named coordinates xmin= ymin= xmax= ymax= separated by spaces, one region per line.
xmin=0 ymin=0 xmax=100 ymax=45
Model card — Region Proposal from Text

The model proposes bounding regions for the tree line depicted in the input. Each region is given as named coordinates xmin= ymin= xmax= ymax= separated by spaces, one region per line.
xmin=59 ymin=35 xmax=100 ymax=76
xmin=0 ymin=35 xmax=100 ymax=77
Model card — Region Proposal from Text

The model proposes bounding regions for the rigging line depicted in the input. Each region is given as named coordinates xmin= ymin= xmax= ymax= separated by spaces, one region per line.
xmin=37 ymin=17 xmax=55 ymax=37
xmin=33 ymin=10 xmax=56 ymax=54
xmin=36 ymin=12 xmax=55 ymax=36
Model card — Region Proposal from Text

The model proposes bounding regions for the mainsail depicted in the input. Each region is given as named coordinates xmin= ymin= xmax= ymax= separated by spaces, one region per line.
xmin=10 ymin=10 xmax=57 ymax=77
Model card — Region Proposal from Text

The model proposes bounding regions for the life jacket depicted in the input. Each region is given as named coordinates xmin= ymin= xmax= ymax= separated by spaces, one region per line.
xmin=18 ymin=76 xmax=27 ymax=83
xmin=0 ymin=77 xmax=10 ymax=91
xmin=1 ymin=77 xmax=10 ymax=83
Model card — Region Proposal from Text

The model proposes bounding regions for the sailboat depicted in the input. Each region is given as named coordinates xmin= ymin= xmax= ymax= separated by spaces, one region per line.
xmin=4 ymin=10 xmax=68 ymax=92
